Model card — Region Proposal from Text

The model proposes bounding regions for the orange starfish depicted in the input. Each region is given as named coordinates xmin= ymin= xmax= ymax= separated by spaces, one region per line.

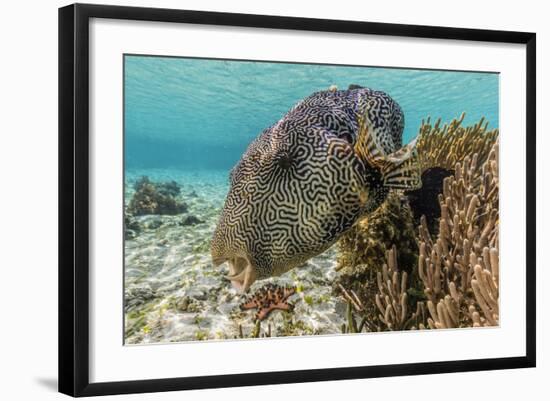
xmin=239 ymin=284 xmax=296 ymax=321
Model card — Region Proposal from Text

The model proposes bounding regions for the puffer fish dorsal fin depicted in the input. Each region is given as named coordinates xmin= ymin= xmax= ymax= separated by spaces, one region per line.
xmin=355 ymin=111 xmax=422 ymax=191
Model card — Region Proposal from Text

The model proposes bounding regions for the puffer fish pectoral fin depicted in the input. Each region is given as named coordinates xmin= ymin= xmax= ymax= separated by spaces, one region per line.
xmin=385 ymin=136 xmax=418 ymax=163
xmin=355 ymin=113 xmax=422 ymax=191
xmin=380 ymin=142 xmax=422 ymax=190
xmin=354 ymin=113 xmax=386 ymax=169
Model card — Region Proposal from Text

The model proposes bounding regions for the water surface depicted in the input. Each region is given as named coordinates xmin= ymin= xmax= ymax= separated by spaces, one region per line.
xmin=125 ymin=55 xmax=499 ymax=171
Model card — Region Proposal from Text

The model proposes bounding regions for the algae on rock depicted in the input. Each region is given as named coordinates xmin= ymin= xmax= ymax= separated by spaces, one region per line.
xmin=127 ymin=176 xmax=188 ymax=216
xmin=335 ymin=192 xmax=418 ymax=293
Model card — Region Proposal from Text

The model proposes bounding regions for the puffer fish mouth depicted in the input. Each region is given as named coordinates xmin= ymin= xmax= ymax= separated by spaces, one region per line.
xmin=213 ymin=255 xmax=257 ymax=293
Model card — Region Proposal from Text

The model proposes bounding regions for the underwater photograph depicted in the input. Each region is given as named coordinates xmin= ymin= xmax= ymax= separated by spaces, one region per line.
xmin=123 ymin=55 xmax=499 ymax=344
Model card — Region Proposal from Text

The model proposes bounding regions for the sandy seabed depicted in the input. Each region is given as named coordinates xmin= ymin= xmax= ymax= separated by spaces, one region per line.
xmin=124 ymin=169 xmax=347 ymax=344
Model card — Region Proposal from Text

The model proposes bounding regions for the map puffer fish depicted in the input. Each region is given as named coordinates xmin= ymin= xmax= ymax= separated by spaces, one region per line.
xmin=211 ymin=85 xmax=422 ymax=292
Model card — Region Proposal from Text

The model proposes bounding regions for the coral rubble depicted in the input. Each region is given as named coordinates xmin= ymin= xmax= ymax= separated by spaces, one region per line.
xmin=239 ymin=284 xmax=296 ymax=321
xmin=127 ymin=176 xmax=188 ymax=216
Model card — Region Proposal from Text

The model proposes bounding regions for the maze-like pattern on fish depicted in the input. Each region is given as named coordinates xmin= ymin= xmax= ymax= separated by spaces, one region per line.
xmin=212 ymin=87 xmax=405 ymax=281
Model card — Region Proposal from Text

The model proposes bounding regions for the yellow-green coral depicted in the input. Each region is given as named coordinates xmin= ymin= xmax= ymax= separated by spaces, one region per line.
xmin=335 ymin=117 xmax=499 ymax=332
xmin=416 ymin=114 xmax=498 ymax=173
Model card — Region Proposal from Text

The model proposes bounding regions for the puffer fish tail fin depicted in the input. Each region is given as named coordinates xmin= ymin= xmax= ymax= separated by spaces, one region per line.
xmin=355 ymin=113 xmax=422 ymax=191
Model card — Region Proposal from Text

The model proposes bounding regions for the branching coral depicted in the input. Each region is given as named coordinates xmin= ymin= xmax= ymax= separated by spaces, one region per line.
xmin=418 ymin=144 xmax=499 ymax=329
xmin=470 ymin=254 xmax=499 ymax=327
xmin=416 ymin=114 xmax=498 ymax=173
xmin=339 ymin=246 xmax=428 ymax=332
xmin=375 ymin=245 xmax=427 ymax=330
xmin=336 ymin=117 xmax=499 ymax=332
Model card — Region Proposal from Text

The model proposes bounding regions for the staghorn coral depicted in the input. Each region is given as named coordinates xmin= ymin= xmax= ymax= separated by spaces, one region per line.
xmin=239 ymin=284 xmax=296 ymax=321
xmin=336 ymin=117 xmax=499 ymax=332
xmin=127 ymin=176 xmax=188 ymax=216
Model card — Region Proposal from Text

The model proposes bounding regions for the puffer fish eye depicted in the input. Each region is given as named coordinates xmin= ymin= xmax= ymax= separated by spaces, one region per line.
xmin=341 ymin=132 xmax=353 ymax=144
xmin=276 ymin=152 xmax=293 ymax=170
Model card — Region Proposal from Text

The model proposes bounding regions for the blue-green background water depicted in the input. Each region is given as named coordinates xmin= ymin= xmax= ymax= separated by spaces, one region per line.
xmin=124 ymin=55 xmax=499 ymax=171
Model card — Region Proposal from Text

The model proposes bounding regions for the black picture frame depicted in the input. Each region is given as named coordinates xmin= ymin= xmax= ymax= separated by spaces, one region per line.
xmin=58 ymin=3 xmax=536 ymax=397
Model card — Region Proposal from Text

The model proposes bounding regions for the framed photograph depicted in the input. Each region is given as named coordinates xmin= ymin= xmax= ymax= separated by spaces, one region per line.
xmin=58 ymin=3 xmax=536 ymax=397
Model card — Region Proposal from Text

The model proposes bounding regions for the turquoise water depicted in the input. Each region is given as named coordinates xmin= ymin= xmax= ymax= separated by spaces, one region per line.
xmin=123 ymin=55 xmax=500 ymax=342
xmin=124 ymin=55 xmax=499 ymax=171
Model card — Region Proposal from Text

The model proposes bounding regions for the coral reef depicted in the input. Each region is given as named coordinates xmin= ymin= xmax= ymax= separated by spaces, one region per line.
xmin=417 ymin=144 xmax=499 ymax=328
xmin=335 ymin=191 xmax=418 ymax=299
xmin=375 ymin=245 xmax=427 ymax=330
xmin=415 ymin=113 xmax=498 ymax=173
xmin=127 ymin=176 xmax=188 ymax=216
xmin=239 ymin=284 xmax=296 ymax=321
xmin=335 ymin=117 xmax=499 ymax=332
xmin=406 ymin=114 xmax=497 ymax=232
xmin=339 ymin=246 xmax=427 ymax=332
